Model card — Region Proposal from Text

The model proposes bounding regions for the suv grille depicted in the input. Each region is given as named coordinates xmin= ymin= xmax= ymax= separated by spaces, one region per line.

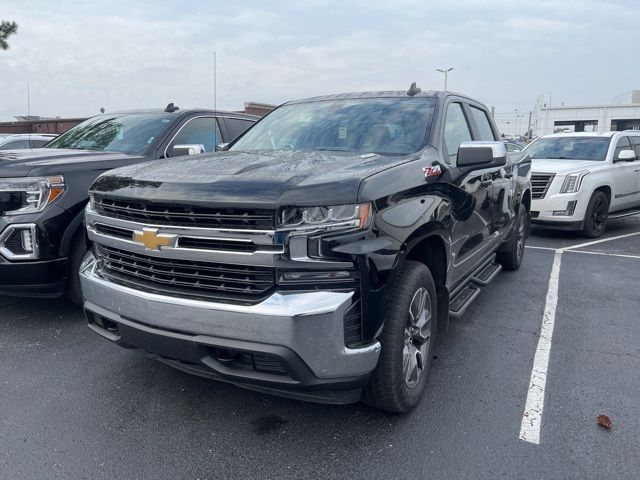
xmin=531 ymin=173 xmax=555 ymax=199
xmin=96 ymin=245 xmax=275 ymax=303
xmin=94 ymin=197 xmax=275 ymax=230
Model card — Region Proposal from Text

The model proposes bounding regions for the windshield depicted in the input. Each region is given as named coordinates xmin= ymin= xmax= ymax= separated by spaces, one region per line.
xmin=46 ymin=113 xmax=175 ymax=154
xmin=524 ymin=136 xmax=611 ymax=161
xmin=230 ymin=97 xmax=436 ymax=155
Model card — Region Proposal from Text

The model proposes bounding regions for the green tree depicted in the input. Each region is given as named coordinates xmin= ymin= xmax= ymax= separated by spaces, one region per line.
xmin=0 ymin=21 xmax=18 ymax=50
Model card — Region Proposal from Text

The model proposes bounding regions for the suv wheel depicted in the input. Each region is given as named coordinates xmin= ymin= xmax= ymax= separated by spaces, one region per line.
xmin=496 ymin=205 xmax=527 ymax=271
xmin=582 ymin=191 xmax=609 ymax=238
xmin=362 ymin=260 xmax=437 ymax=413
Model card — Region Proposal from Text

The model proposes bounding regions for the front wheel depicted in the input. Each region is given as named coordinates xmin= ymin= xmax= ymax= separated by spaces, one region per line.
xmin=582 ymin=191 xmax=609 ymax=238
xmin=362 ymin=261 xmax=437 ymax=413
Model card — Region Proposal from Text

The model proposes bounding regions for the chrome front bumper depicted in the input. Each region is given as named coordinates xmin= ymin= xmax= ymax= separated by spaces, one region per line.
xmin=80 ymin=251 xmax=380 ymax=380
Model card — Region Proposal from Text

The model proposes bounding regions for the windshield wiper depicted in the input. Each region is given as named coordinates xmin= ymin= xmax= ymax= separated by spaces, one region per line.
xmin=309 ymin=147 xmax=353 ymax=152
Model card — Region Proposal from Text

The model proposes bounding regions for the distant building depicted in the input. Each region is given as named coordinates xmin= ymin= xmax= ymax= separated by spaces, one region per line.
xmin=0 ymin=101 xmax=277 ymax=134
xmin=243 ymin=101 xmax=276 ymax=117
xmin=534 ymin=90 xmax=640 ymax=136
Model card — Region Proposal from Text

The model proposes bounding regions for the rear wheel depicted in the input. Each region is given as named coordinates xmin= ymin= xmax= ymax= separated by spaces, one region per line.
xmin=362 ymin=261 xmax=437 ymax=413
xmin=496 ymin=205 xmax=527 ymax=271
xmin=582 ymin=191 xmax=609 ymax=238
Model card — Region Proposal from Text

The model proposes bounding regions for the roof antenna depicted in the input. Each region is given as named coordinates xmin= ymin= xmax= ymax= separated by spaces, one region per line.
xmin=164 ymin=102 xmax=179 ymax=113
xmin=407 ymin=82 xmax=421 ymax=97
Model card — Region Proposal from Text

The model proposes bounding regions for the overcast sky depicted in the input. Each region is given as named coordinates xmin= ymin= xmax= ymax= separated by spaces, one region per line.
xmin=1 ymin=0 xmax=639 ymax=133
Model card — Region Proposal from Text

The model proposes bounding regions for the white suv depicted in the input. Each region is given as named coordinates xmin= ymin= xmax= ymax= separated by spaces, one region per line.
xmin=526 ymin=131 xmax=640 ymax=237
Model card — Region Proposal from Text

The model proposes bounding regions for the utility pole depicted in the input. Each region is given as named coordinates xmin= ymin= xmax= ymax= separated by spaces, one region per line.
xmin=213 ymin=51 xmax=217 ymax=112
xmin=527 ymin=110 xmax=532 ymax=138
xmin=27 ymin=81 xmax=30 ymax=119
xmin=515 ymin=108 xmax=519 ymax=137
xmin=491 ymin=106 xmax=495 ymax=118
xmin=436 ymin=67 xmax=454 ymax=91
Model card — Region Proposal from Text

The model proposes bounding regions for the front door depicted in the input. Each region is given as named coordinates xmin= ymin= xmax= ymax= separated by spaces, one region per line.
xmin=611 ymin=136 xmax=640 ymax=210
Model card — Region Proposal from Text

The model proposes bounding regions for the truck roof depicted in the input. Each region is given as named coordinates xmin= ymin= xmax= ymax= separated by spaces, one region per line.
xmin=107 ymin=108 xmax=259 ymax=119
xmin=286 ymin=89 xmax=489 ymax=109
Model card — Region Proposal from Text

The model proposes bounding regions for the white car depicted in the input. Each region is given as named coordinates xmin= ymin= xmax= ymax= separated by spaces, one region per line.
xmin=0 ymin=133 xmax=57 ymax=150
xmin=526 ymin=131 xmax=640 ymax=237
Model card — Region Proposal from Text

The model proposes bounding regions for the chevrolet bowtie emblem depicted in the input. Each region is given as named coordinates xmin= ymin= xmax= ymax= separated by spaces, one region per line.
xmin=132 ymin=228 xmax=177 ymax=251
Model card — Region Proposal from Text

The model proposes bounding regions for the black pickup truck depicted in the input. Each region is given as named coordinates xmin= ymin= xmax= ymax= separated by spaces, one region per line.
xmin=0 ymin=106 xmax=256 ymax=303
xmin=81 ymin=89 xmax=532 ymax=412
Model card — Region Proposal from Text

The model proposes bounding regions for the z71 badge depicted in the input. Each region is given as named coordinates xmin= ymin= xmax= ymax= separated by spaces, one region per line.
xmin=423 ymin=164 xmax=442 ymax=178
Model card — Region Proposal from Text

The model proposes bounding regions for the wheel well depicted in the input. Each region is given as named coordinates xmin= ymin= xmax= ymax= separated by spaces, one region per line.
xmin=405 ymin=236 xmax=447 ymax=289
xmin=593 ymin=185 xmax=611 ymax=202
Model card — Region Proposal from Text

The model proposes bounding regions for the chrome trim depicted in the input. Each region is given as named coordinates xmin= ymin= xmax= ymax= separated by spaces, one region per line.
xmin=81 ymin=250 xmax=380 ymax=379
xmin=0 ymin=223 xmax=39 ymax=260
xmin=87 ymin=224 xmax=281 ymax=266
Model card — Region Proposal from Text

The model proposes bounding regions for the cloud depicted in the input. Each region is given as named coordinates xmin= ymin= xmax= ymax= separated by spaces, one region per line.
xmin=0 ymin=0 xmax=639 ymax=136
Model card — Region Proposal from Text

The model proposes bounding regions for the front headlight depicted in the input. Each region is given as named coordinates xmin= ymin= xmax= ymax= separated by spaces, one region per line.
xmin=0 ymin=176 xmax=66 ymax=216
xmin=280 ymin=202 xmax=372 ymax=231
xmin=559 ymin=171 xmax=589 ymax=194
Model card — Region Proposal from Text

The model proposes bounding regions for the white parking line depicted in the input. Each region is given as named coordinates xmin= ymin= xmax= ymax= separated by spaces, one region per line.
xmin=519 ymin=250 xmax=563 ymax=445
xmin=564 ymin=231 xmax=640 ymax=251
xmin=567 ymin=250 xmax=640 ymax=260
xmin=519 ymin=230 xmax=639 ymax=444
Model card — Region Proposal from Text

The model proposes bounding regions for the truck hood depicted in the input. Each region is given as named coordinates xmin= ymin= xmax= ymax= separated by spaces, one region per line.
xmin=91 ymin=149 xmax=418 ymax=207
xmin=531 ymin=158 xmax=601 ymax=175
xmin=0 ymin=148 xmax=144 ymax=177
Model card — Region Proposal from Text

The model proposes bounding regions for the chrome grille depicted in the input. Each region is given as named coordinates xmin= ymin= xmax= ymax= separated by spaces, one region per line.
xmin=94 ymin=196 xmax=275 ymax=230
xmin=96 ymin=245 xmax=275 ymax=303
xmin=531 ymin=173 xmax=555 ymax=199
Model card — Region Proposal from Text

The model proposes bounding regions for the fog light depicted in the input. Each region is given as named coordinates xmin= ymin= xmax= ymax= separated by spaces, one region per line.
xmin=21 ymin=229 xmax=34 ymax=252
xmin=552 ymin=201 xmax=577 ymax=216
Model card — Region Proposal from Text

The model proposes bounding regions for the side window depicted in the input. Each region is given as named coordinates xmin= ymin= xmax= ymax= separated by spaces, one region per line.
xmin=167 ymin=117 xmax=221 ymax=157
xmin=443 ymin=103 xmax=472 ymax=164
xmin=613 ymin=136 xmax=633 ymax=160
xmin=30 ymin=140 xmax=51 ymax=148
xmin=0 ymin=140 xmax=29 ymax=150
xmin=630 ymin=136 xmax=640 ymax=159
xmin=470 ymin=106 xmax=496 ymax=141
xmin=226 ymin=118 xmax=255 ymax=141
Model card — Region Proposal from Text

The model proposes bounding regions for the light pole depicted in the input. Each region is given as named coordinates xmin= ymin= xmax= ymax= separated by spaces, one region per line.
xmin=436 ymin=67 xmax=454 ymax=91
xmin=515 ymin=109 xmax=519 ymax=137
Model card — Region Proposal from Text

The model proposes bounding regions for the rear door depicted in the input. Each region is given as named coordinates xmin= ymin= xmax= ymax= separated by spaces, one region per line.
xmin=442 ymin=101 xmax=495 ymax=284
xmin=611 ymin=136 xmax=640 ymax=209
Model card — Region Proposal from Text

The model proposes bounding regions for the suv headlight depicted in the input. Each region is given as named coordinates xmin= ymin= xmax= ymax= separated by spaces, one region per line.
xmin=280 ymin=202 xmax=372 ymax=231
xmin=0 ymin=176 xmax=66 ymax=216
xmin=559 ymin=171 xmax=589 ymax=194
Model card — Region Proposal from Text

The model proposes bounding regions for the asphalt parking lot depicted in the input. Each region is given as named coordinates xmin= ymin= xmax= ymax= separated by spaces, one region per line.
xmin=1 ymin=217 xmax=639 ymax=480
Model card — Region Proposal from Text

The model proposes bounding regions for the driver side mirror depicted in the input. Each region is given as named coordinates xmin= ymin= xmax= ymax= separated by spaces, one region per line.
xmin=457 ymin=141 xmax=507 ymax=168
xmin=171 ymin=144 xmax=206 ymax=156
xmin=215 ymin=143 xmax=230 ymax=151
xmin=615 ymin=149 xmax=636 ymax=162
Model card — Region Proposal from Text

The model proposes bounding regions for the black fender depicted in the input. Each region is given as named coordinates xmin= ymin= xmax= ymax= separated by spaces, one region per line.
xmin=59 ymin=203 xmax=88 ymax=257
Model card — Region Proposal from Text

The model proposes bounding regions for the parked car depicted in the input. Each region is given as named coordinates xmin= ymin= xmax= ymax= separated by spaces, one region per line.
xmin=0 ymin=133 xmax=57 ymax=150
xmin=81 ymin=88 xmax=532 ymax=412
xmin=504 ymin=140 xmax=525 ymax=153
xmin=526 ymin=131 xmax=640 ymax=237
xmin=0 ymin=105 xmax=257 ymax=303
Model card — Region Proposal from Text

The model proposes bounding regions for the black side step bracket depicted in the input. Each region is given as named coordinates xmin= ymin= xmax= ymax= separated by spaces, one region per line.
xmin=449 ymin=284 xmax=481 ymax=319
xmin=449 ymin=257 xmax=502 ymax=319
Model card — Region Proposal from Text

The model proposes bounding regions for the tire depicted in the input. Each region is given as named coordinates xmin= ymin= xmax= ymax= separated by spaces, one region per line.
xmin=496 ymin=205 xmax=527 ymax=271
xmin=65 ymin=229 xmax=89 ymax=306
xmin=582 ymin=191 xmax=609 ymax=238
xmin=362 ymin=260 xmax=438 ymax=413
